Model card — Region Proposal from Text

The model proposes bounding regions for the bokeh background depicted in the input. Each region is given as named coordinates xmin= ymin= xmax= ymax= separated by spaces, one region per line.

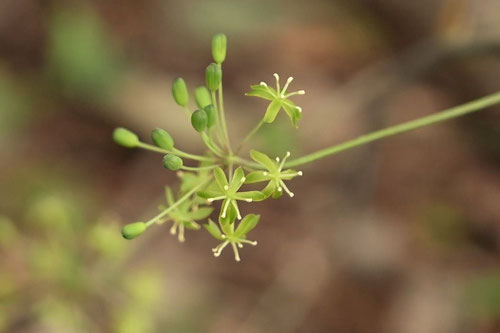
xmin=1 ymin=0 xmax=500 ymax=332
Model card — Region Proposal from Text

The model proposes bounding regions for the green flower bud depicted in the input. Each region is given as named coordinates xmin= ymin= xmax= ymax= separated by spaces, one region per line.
xmin=171 ymin=77 xmax=189 ymax=107
xmin=163 ymin=154 xmax=183 ymax=171
xmin=121 ymin=222 xmax=146 ymax=239
xmin=194 ymin=86 xmax=212 ymax=109
xmin=211 ymin=33 xmax=227 ymax=64
xmin=205 ymin=63 xmax=222 ymax=91
xmin=151 ymin=128 xmax=174 ymax=150
xmin=191 ymin=109 xmax=208 ymax=132
xmin=203 ymin=104 xmax=217 ymax=128
xmin=113 ymin=127 xmax=139 ymax=148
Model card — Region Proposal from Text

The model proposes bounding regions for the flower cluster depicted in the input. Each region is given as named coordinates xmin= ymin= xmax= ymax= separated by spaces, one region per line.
xmin=113 ymin=33 xmax=305 ymax=261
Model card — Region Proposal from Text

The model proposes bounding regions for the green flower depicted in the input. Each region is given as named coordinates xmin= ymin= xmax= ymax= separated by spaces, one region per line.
xmin=198 ymin=167 xmax=265 ymax=221
xmin=245 ymin=73 xmax=305 ymax=128
xmin=158 ymin=187 xmax=213 ymax=242
xmin=245 ymin=150 xmax=303 ymax=198
xmin=204 ymin=213 xmax=260 ymax=262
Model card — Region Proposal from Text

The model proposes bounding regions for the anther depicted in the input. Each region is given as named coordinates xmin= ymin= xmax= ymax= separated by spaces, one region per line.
xmin=282 ymin=76 xmax=294 ymax=94
xmin=259 ymin=82 xmax=267 ymax=86
xmin=223 ymin=185 xmax=229 ymax=191
xmin=276 ymin=157 xmax=280 ymax=162
xmin=298 ymin=171 xmax=303 ymax=176
xmin=277 ymin=187 xmax=282 ymax=192
xmin=273 ymin=73 xmax=279 ymax=81
xmin=286 ymin=151 xmax=291 ymax=157
xmin=297 ymin=90 xmax=305 ymax=95
xmin=296 ymin=106 xmax=302 ymax=113
xmin=241 ymin=176 xmax=246 ymax=182
xmin=245 ymin=198 xmax=252 ymax=202
xmin=263 ymin=171 xmax=268 ymax=176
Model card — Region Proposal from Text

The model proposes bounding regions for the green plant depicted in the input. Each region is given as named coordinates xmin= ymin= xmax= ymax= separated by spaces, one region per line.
xmin=114 ymin=33 xmax=500 ymax=261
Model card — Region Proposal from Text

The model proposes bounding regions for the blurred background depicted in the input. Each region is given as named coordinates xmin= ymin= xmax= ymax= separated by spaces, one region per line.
xmin=1 ymin=0 xmax=499 ymax=332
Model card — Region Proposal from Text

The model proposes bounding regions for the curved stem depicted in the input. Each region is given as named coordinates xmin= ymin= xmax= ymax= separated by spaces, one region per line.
xmin=181 ymin=164 xmax=220 ymax=172
xmin=236 ymin=119 xmax=265 ymax=153
xmin=146 ymin=178 xmax=212 ymax=227
xmin=201 ymin=132 xmax=225 ymax=157
xmin=285 ymin=92 xmax=500 ymax=168
xmin=136 ymin=142 xmax=215 ymax=162
xmin=217 ymin=85 xmax=231 ymax=152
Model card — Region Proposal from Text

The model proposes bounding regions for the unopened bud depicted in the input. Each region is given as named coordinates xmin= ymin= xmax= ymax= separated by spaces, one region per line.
xmin=113 ymin=128 xmax=139 ymax=148
xmin=121 ymin=222 xmax=146 ymax=239
xmin=211 ymin=33 xmax=227 ymax=64
xmin=204 ymin=104 xmax=217 ymax=128
xmin=151 ymin=128 xmax=174 ymax=150
xmin=163 ymin=154 xmax=183 ymax=171
xmin=205 ymin=63 xmax=222 ymax=91
xmin=191 ymin=109 xmax=208 ymax=132
xmin=171 ymin=77 xmax=189 ymax=107
xmin=194 ymin=86 xmax=212 ymax=109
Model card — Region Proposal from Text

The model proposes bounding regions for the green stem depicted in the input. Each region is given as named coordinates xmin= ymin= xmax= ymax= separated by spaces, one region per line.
xmin=181 ymin=164 xmax=220 ymax=172
xmin=211 ymin=91 xmax=226 ymax=147
xmin=285 ymin=92 xmax=500 ymax=168
xmin=201 ymin=132 xmax=225 ymax=157
xmin=217 ymin=85 xmax=231 ymax=152
xmin=137 ymin=142 xmax=215 ymax=162
xmin=236 ymin=119 xmax=265 ymax=153
xmin=145 ymin=178 xmax=211 ymax=227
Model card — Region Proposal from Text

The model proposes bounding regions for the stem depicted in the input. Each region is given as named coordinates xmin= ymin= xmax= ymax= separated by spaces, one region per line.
xmin=145 ymin=178 xmax=211 ymax=227
xmin=181 ymin=164 xmax=220 ymax=172
xmin=137 ymin=143 xmax=215 ymax=162
xmin=236 ymin=119 xmax=265 ymax=153
xmin=211 ymin=91 xmax=226 ymax=148
xmin=201 ymin=132 xmax=225 ymax=157
xmin=285 ymin=92 xmax=500 ymax=168
xmin=217 ymin=85 xmax=231 ymax=152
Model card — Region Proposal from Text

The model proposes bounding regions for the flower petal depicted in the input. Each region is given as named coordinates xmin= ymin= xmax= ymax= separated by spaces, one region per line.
xmin=189 ymin=207 xmax=214 ymax=220
xmin=250 ymin=150 xmax=277 ymax=173
xmin=213 ymin=167 xmax=229 ymax=190
xmin=245 ymin=85 xmax=276 ymax=100
xmin=263 ymin=99 xmax=282 ymax=123
xmin=234 ymin=214 xmax=260 ymax=238
xmin=235 ymin=191 xmax=266 ymax=202
xmin=245 ymin=171 xmax=271 ymax=184
xmin=203 ymin=219 xmax=223 ymax=240
xmin=282 ymin=99 xmax=302 ymax=128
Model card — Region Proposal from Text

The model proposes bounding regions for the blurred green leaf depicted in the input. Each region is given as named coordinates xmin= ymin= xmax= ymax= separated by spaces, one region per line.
xmin=463 ymin=272 xmax=500 ymax=319
xmin=47 ymin=5 xmax=123 ymax=101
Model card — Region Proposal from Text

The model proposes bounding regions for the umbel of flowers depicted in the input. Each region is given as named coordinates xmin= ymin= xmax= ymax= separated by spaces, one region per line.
xmin=114 ymin=33 xmax=304 ymax=261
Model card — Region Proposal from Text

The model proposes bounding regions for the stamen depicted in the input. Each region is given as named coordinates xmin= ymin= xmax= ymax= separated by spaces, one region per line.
xmin=223 ymin=185 xmax=229 ymax=191
xmin=273 ymin=73 xmax=280 ymax=92
xmin=280 ymin=180 xmax=294 ymax=197
xmin=275 ymin=157 xmax=280 ymax=163
xmin=237 ymin=243 xmax=243 ymax=248
xmin=221 ymin=199 xmax=230 ymax=218
xmin=214 ymin=240 xmax=229 ymax=257
xmin=296 ymin=106 xmax=302 ymax=113
xmin=263 ymin=171 xmax=268 ymax=176
xmin=298 ymin=171 xmax=303 ymax=176
xmin=241 ymin=239 xmax=258 ymax=246
xmin=178 ymin=224 xmax=185 ymax=242
xmin=259 ymin=82 xmax=267 ymax=86
xmin=221 ymin=234 xmax=226 ymax=239
xmin=231 ymin=242 xmax=241 ymax=261
xmin=277 ymin=187 xmax=282 ymax=192
xmin=231 ymin=200 xmax=242 ymax=220
xmin=207 ymin=195 xmax=225 ymax=203
xmin=170 ymin=224 xmax=177 ymax=235
xmin=245 ymin=198 xmax=252 ymax=203
xmin=297 ymin=90 xmax=305 ymax=95
xmin=279 ymin=151 xmax=291 ymax=170
xmin=281 ymin=76 xmax=294 ymax=95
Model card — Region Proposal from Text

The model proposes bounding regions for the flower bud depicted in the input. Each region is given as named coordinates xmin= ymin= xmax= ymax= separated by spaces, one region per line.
xmin=194 ymin=86 xmax=212 ymax=109
xmin=151 ymin=128 xmax=174 ymax=150
xmin=113 ymin=127 xmax=139 ymax=148
xmin=163 ymin=154 xmax=183 ymax=171
xmin=211 ymin=33 xmax=227 ymax=64
xmin=191 ymin=109 xmax=208 ymax=132
xmin=121 ymin=222 xmax=146 ymax=239
xmin=171 ymin=77 xmax=189 ymax=107
xmin=205 ymin=63 xmax=222 ymax=91
xmin=203 ymin=104 xmax=217 ymax=128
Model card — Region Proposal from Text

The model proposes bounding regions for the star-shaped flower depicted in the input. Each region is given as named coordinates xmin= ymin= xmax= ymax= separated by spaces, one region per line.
xmin=157 ymin=186 xmax=213 ymax=242
xmin=245 ymin=73 xmax=305 ymax=128
xmin=198 ymin=167 xmax=265 ymax=221
xmin=245 ymin=150 xmax=303 ymax=198
xmin=204 ymin=213 xmax=260 ymax=262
